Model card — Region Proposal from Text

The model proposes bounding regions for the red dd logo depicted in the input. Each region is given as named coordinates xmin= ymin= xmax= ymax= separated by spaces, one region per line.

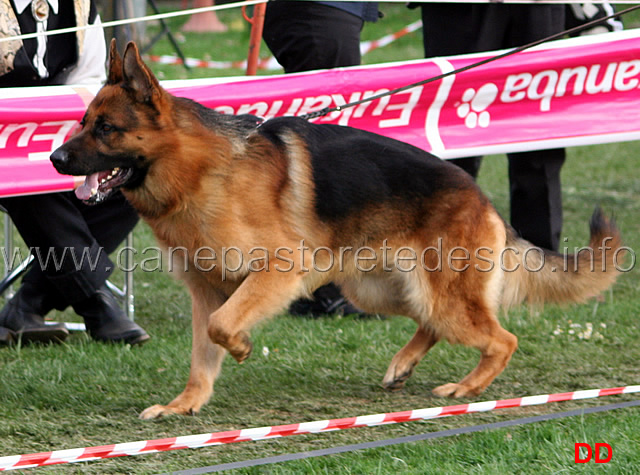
xmin=574 ymin=443 xmax=613 ymax=463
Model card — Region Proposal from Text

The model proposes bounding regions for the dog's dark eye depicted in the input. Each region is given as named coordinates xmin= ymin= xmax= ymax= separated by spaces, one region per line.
xmin=102 ymin=123 xmax=113 ymax=133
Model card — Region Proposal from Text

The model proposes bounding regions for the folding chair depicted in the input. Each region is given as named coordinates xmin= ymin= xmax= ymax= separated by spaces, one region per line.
xmin=0 ymin=210 xmax=136 ymax=331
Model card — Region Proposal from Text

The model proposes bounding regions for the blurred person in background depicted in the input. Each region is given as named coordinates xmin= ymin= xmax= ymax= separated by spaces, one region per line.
xmin=263 ymin=1 xmax=380 ymax=316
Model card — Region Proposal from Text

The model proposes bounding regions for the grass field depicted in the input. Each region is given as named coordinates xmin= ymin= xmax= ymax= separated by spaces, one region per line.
xmin=1 ymin=3 xmax=640 ymax=473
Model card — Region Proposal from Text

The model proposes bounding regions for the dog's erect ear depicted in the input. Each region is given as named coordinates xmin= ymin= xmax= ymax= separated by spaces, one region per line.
xmin=122 ymin=41 xmax=164 ymax=106
xmin=106 ymin=38 xmax=123 ymax=85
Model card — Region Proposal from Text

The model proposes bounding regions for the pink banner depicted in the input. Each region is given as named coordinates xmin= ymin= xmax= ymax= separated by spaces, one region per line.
xmin=1 ymin=29 xmax=640 ymax=198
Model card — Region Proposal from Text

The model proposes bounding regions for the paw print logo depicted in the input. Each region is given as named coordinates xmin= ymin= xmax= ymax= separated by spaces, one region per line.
xmin=456 ymin=83 xmax=499 ymax=129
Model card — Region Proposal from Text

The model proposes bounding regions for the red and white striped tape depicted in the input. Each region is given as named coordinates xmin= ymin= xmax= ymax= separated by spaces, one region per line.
xmin=146 ymin=53 xmax=280 ymax=71
xmin=360 ymin=20 xmax=423 ymax=55
xmin=146 ymin=21 xmax=423 ymax=71
xmin=1 ymin=384 xmax=637 ymax=471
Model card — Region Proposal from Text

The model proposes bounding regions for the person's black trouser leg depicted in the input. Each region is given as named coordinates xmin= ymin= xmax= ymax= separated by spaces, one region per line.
xmin=263 ymin=1 xmax=363 ymax=73
xmin=0 ymin=190 xmax=138 ymax=309
xmin=508 ymin=149 xmax=565 ymax=251
xmin=449 ymin=157 xmax=482 ymax=179
xmin=0 ymin=191 xmax=145 ymax=344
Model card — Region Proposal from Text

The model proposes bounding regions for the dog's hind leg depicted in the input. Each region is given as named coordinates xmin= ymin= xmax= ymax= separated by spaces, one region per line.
xmin=431 ymin=301 xmax=517 ymax=398
xmin=382 ymin=326 xmax=438 ymax=391
xmin=140 ymin=287 xmax=227 ymax=419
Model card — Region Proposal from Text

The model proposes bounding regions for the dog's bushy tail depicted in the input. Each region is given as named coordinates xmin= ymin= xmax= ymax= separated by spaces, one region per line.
xmin=501 ymin=207 xmax=623 ymax=310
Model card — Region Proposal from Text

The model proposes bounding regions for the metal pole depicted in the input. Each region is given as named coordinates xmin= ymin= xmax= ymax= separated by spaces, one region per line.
xmin=244 ymin=2 xmax=266 ymax=76
xmin=3 ymin=214 xmax=15 ymax=298
xmin=125 ymin=231 xmax=135 ymax=320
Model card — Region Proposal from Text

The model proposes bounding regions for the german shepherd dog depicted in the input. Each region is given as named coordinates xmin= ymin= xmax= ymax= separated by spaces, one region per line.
xmin=51 ymin=41 xmax=622 ymax=419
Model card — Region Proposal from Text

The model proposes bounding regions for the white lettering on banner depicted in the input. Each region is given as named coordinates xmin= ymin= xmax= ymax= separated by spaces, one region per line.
xmin=298 ymin=95 xmax=333 ymax=117
xmin=31 ymin=121 xmax=77 ymax=160
xmin=585 ymin=63 xmax=616 ymax=94
xmin=614 ymin=61 xmax=640 ymax=91
xmin=0 ymin=120 xmax=77 ymax=161
xmin=557 ymin=67 xmax=587 ymax=96
xmin=499 ymin=60 xmax=640 ymax=112
xmin=214 ymin=88 xmax=422 ymax=129
xmin=237 ymin=102 xmax=269 ymax=117
xmin=0 ymin=123 xmax=38 ymax=148
xmin=266 ymin=100 xmax=284 ymax=118
xmin=214 ymin=105 xmax=234 ymax=115
xmin=327 ymin=92 xmax=362 ymax=125
xmin=353 ymin=89 xmax=388 ymax=120
xmin=528 ymin=70 xmax=558 ymax=112
xmin=379 ymin=86 xmax=423 ymax=128
xmin=235 ymin=101 xmax=288 ymax=119
xmin=501 ymin=73 xmax=531 ymax=104
xmin=285 ymin=98 xmax=303 ymax=116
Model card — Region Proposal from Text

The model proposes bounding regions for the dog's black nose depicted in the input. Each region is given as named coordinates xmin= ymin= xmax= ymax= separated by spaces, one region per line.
xmin=50 ymin=148 xmax=68 ymax=169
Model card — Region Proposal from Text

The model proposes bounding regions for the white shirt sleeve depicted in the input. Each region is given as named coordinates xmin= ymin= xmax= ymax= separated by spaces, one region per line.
xmin=63 ymin=14 xmax=107 ymax=86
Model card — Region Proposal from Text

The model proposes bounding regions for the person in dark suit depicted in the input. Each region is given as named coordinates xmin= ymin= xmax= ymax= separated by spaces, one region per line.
xmin=0 ymin=0 xmax=149 ymax=345
xmin=263 ymin=0 xmax=379 ymax=317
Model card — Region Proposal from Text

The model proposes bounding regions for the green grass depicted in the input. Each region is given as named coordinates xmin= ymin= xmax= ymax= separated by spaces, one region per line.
xmin=2 ymin=3 xmax=640 ymax=473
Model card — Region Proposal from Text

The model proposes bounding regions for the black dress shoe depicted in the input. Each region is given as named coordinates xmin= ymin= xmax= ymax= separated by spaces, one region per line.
xmin=289 ymin=283 xmax=376 ymax=318
xmin=73 ymin=286 xmax=150 ymax=345
xmin=0 ymin=286 xmax=69 ymax=345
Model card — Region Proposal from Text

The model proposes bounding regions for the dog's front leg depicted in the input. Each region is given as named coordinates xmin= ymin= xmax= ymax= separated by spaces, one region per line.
xmin=140 ymin=288 xmax=226 ymax=419
xmin=207 ymin=271 xmax=306 ymax=363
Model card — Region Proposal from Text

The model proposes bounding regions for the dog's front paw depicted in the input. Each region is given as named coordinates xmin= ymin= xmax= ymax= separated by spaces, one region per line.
xmin=139 ymin=404 xmax=196 ymax=419
xmin=228 ymin=331 xmax=252 ymax=363
xmin=209 ymin=328 xmax=253 ymax=363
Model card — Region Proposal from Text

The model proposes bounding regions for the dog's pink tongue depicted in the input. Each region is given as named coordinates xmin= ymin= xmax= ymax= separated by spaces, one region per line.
xmin=75 ymin=173 xmax=100 ymax=200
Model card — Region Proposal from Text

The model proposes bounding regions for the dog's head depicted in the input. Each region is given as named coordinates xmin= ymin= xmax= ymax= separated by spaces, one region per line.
xmin=51 ymin=40 xmax=169 ymax=204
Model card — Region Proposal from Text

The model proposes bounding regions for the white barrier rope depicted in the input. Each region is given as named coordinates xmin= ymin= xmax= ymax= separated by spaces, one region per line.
xmin=1 ymin=0 xmax=637 ymax=44
xmin=0 ymin=385 xmax=638 ymax=471
xmin=145 ymin=20 xmax=424 ymax=70
xmin=0 ymin=0 xmax=267 ymax=44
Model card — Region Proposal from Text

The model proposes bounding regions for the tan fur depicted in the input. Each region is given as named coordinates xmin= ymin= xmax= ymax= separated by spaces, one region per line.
xmin=51 ymin=41 xmax=624 ymax=418
xmin=501 ymin=215 xmax=623 ymax=310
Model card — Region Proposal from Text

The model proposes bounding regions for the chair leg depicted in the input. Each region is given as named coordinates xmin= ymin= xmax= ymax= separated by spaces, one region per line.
xmin=1 ymin=215 xmax=136 ymax=322
xmin=104 ymin=231 xmax=135 ymax=320
xmin=0 ymin=254 xmax=33 ymax=296
xmin=1 ymin=212 xmax=33 ymax=297
xmin=125 ymin=232 xmax=135 ymax=320
xmin=2 ymin=213 xmax=15 ymax=297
